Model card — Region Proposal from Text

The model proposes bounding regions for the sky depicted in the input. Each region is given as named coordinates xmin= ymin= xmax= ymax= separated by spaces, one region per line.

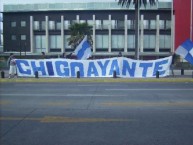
xmin=0 ymin=0 xmax=171 ymax=11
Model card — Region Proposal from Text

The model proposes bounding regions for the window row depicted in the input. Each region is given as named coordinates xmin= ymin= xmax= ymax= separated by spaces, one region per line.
xmin=11 ymin=21 xmax=26 ymax=27
xmin=11 ymin=34 xmax=26 ymax=40
xmin=33 ymin=19 xmax=171 ymax=31
xmin=34 ymin=34 xmax=171 ymax=53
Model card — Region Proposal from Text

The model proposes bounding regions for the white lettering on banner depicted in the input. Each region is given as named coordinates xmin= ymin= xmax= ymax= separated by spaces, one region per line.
xmin=15 ymin=56 xmax=172 ymax=78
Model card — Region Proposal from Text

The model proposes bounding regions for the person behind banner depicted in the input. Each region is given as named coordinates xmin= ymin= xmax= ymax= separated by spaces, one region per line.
xmin=171 ymin=52 xmax=176 ymax=77
xmin=7 ymin=53 xmax=17 ymax=79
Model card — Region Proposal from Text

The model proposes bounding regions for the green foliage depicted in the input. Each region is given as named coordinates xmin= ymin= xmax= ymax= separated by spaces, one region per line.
xmin=68 ymin=23 xmax=93 ymax=49
xmin=117 ymin=0 xmax=158 ymax=8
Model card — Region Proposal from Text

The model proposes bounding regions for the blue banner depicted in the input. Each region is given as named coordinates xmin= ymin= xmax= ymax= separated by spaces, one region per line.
xmin=15 ymin=56 xmax=172 ymax=78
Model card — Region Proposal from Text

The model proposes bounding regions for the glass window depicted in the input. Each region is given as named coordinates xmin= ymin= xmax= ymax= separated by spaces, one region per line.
xmin=165 ymin=35 xmax=171 ymax=48
xmin=49 ymin=21 xmax=55 ymax=30
xmin=11 ymin=35 xmax=16 ymax=40
xmin=111 ymin=20 xmax=117 ymax=29
xmin=117 ymin=20 xmax=124 ymax=29
xmin=143 ymin=20 xmax=149 ymax=29
xmin=96 ymin=35 xmax=109 ymax=49
xmin=159 ymin=35 xmax=171 ymax=49
xmin=112 ymin=35 xmax=124 ymax=49
xmin=96 ymin=35 xmax=102 ymax=48
xmin=87 ymin=20 xmax=94 ymax=26
xmin=64 ymin=35 xmax=71 ymax=49
xmin=149 ymin=35 xmax=156 ymax=48
xmin=41 ymin=21 xmax=45 ymax=30
xmin=103 ymin=35 xmax=109 ymax=49
xmin=50 ymin=35 xmax=61 ymax=49
xmin=34 ymin=35 xmax=46 ymax=53
xmin=128 ymin=35 xmax=135 ymax=49
xmin=34 ymin=21 xmax=40 ymax=30
xmin=150 ymin=20 xmax=156 ymax=29
xmin=21 ymin=35 xmax=26 ymax=40
xmin=80 ymin=20 xmax=86 ymax=23
xmin=64 ymin=20 xmax=70 ymax=30
xmin=56 ymin=22 xmax=61 ymax=30
xmin=166 ymin=20 xmax=171 ymax=29
xmin=11 ymin=21 xmax=16 ymax=27
xmin=127 ymin=20 xmax=135 ymax=29
xmin=159 ymin=20 xmax=165 ymax=29
xmin=21 ymin=21 xmax=26 ymax=27
xmin=72 ymin=20 xmax=77 ymax=25
xmin=103 ymin=20 xmax=109 ymax=29
xmin=143 ymin=35 xmax=156 ymax=49
xmin=96 ymin=20 xmax=102 ymax=29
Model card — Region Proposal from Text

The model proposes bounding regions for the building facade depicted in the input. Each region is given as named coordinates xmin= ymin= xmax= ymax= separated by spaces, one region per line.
xmin=3 ymin=1 xmax=172 ymax=59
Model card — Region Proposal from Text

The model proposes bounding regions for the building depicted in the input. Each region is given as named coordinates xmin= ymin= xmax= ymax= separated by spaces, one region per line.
xmin=2 ymin=1 xmax=172 ymax=59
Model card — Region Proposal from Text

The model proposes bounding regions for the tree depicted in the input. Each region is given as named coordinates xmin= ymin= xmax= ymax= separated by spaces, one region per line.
xmin=117 ymin=0 xmax=158 ymax=59
xmin=68 ymin=22 xmax=93 ymax=50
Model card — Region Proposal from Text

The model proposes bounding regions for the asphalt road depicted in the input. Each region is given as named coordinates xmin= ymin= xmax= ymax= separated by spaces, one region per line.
xmin=1 ymin=82 xmax=193 ymax=145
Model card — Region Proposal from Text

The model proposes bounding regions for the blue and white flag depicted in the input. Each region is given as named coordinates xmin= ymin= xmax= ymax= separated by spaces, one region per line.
xmin=74 ymin=35 xmax=92 ymax=60
xmin=175 ymin=39 xmax=193 ymax=65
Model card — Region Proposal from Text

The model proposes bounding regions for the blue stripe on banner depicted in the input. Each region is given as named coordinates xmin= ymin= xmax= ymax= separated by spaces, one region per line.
xmin=77 ymin=41 xmax=90 ymax=59
xmin=46 ymin=61 xmax=54 ymax=76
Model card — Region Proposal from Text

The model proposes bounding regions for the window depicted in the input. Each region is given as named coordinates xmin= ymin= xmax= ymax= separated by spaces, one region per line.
xmin=144 ymin=35 xmax=156 ymax=49
xmin=96 ymin=20 xmax=102 ymax=29
xmin=128 ymin=35 xmax=135 ymax=49
xmin=111 ymin=20 xmax=117 ymax=29
xmin=41 ymin=21 xmax=46 ymax=30
xmin=11 ymin=35 xmax=16 ymax=40
xmin=80 ymin=20 xmax=86 ymax=23
xmin=127 ymin=20 xmax=135 ymax=29
xmin=34 ymin=35 xmax=46 ymax=53
xmin=96 ymin=35 xmax=109 ymax=49
xmin=21 ymin=35 xmax=26 ymax=40
xmin=150 ymin=20 xmax=156 ymax=29
xmin=87 ymin=20 xmax=94 ymax=26
xmin=159 ymin=20 xmax=165 ymax=29
xmin=34 ymin=21 xmax=40 ymax=30
xmin=64 ymin=35 xmax=71 ymax=49
xmin=117 ymin=20 xmax=124 ymax=29
xmin=159 ymin=35 xmax=171 ymax=49
xmin=143 ymin=20 xmax=149 ymax=29
xmin=56 ymin=22 xmax=61 ymax=30
xmin=49 ymin=21 xmax=55 ymax=30
xmin=64 ymin=20 xmax=70 ymax=30
xmin=21 ymin=21 xmax=26 ymax=27
xmin=103 ymin=20 xmax=109 ymax=29
xmin=166 ymin=20 xmax=171 ymax=29
xmin=112 ymin=35 xmax=124 ymax=49
xmin=11 ymin=22 xmax=16 ymax=27
xmin=50 ymin=35 xmax=61 ymax=49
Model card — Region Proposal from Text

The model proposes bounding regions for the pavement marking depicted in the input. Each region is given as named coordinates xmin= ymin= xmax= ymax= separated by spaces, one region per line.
xmin=40 ymin=116 xmax=135 ymax=123
xmin=101 ymin=101 xmax=193 ymax=107
xmin=106 ymin=88 xmax=193 ymax=91
xmin=0 ymin=116 xmax=135 ymax=123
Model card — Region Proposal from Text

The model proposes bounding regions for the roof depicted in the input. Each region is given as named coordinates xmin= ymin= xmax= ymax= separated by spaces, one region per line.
xmin=3 ymin=2 xmax=171 ymax=12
